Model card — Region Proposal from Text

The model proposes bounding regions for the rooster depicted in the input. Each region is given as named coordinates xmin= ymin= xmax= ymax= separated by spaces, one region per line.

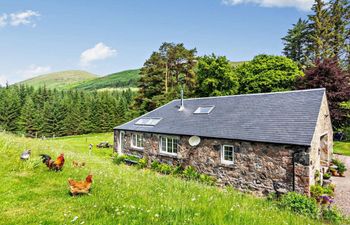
xmin=40 ymin=153 xmax=65 ymax=171
xmin=68 ymin=174 xmax=93 ymax=196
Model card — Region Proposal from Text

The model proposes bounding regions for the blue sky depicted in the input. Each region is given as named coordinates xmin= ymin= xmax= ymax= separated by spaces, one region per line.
xmin=0 ymin=0 xmax=311 ymax=85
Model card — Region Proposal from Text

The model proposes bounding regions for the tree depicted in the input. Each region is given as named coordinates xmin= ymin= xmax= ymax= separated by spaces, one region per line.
xmin=18 ymin=96 xmax=39 ymax=137
xmin=196 ymin=54 xmax=239 ymax=97
xmin=0 ymin=88 xmax=21 ymax=132
xmin=297 ymin=59 xmax=350 ymax=128
xmin=329 ymin=0 xmax=349 ymax=60
xmin=282 ymin=19 xmax=310 ymax=67
xmin=308 ymin=0 xmax=333 ymax=61
xmin=235 ymin=55 xmax=303 ymax=94
xmin=135 ymin=42 xmax=197 ymax=113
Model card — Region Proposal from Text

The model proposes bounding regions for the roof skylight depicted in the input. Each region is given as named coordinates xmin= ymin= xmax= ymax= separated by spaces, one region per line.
xmin=135 ymin=117 xmax=162 ymax=126
xmin=193 ymin=106 xmax=215 ymax=114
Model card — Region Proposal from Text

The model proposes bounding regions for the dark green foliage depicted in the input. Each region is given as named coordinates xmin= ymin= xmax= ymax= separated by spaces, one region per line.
xmin=235 ymin=55 xmax=303 ymax=94
xmin=196 ymin=54 xmax=239 ymax=97
xmin=282 ymin=18 xmax=310 ymax=66
xmin=322 ymin=207 xmax=344 ymax=224
xmin=278 ymin=192 xmax=320 ymax=219
xmin=0 ymin=85 xmax=134 ymax=137
xmin=182 ymin=166 xmax=200 ymax=180
xmin=135 ymin=42 xmax=197 ymax=113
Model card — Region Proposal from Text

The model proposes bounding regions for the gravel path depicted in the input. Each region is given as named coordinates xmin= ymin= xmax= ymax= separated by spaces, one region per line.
xmin=332 ymin=154 xmax=350 ymax=215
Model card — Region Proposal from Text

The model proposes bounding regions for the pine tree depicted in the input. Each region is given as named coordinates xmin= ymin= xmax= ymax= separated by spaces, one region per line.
xmin=329 ymin=0 xmax=349 ymax=60
xmin=282 ymin=18 xmax=310 ymax=67
xmin=18 ymin=96 xmax=38 ymax=137
xmin=0 ymin=88 xmax=21 ymax=132
xmin=308 ymin=0 xmax=333 ymax=61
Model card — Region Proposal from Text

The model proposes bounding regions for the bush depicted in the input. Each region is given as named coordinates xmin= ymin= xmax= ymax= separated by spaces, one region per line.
xmin=113 ymin=154 xmax=127 ymax=165
xmin=151 ymin=160 xmax=160 ymax=170
xmin=323 ymin=173 xmax=331 ymax=180
xmin=183 ymin=166 xmax=200 ymax=180
xmin=199 ymin=174 xmax=216 ymax=185
xmin=310 ymin=185 xmax=334 ymax=199
xmin=310 ymin=185 xmax=324 ymax=199
xmin=172 ymin=165 xmax=183 ymax=176
xmin=278 ymin=192 xmax=320 ymax=218
xmin=137 ymin=158 xmax=148 ymax=169
xmin=322 ymin=207 xmax=344 ymax=224
xmin=158 ymin=163 xmax=173 ymax=174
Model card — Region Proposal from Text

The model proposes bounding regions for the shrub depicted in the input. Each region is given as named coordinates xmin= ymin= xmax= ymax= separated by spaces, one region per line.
xmin=113 ymin=155 xmax=127 ymax=165
xmin=151 ymin=160 xmax=160 ymax=170
xmin=310 ymin=185 xmax=324 ymax=199
xmin=199 ymin=174 xmax=216 ymax=185
xmin=322 ymin=207 xmax=344 ymax=224
xmin=158 ymin=163 xmax=173 ymax=174
xmin=183 ymin=166 xmax=200 ymax=180
xmin=137 ymin=158 xmax=148 ymax=169
xmin=172 ymin=165 xmax=183 ymax=176
xmin=337 ymin=163 xmax=347 ymax=175
xmin=323 ymin=173 xmax=331 ymax=180
xmin=310 ymin=185 xmax=334 ymax=199
xmin=278 ymin=192 xmax=320 ymax=218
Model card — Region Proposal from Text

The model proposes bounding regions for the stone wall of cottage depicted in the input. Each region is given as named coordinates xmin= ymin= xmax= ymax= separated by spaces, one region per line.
xmin=308 ymin=93 xmax=333 ymax=188
xmin=114 ymin=130 xmax=312 ymax=196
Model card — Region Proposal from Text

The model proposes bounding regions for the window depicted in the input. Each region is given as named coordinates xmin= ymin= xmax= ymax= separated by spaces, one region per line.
xmin=135 ymin=117 xmax=162 ymax=126
xmin=131 ymin=133 xmax=144 ymax=149
xmin=193 ymin=106 xmax=215 ymax=114
xmin=221 ymin=145 xmax=234 ymax=164
xmin=159 ymin=136 xmax=179 ymax=155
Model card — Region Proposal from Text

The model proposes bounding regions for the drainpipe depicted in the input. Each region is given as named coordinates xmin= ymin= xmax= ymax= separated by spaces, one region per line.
xmin=292 ymin=151 xmax=296 ymax=192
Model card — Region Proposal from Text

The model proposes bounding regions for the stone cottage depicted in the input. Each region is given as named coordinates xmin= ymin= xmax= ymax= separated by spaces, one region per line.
xmin=114 ymin=88 xmax=333 ymax=195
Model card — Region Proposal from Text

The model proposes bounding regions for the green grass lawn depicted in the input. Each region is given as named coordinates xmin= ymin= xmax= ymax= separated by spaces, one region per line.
xmin=0 ymin=132 xmax=324 ymax=225
xmin=334 ymin=141 xmax=350 ymax=156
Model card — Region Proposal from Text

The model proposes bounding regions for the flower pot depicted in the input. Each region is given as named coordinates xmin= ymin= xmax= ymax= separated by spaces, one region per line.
xmin=331 ymin=170 xmax=338 ymax=176
xmin=340 ymin=172 xmax=345 ymax=177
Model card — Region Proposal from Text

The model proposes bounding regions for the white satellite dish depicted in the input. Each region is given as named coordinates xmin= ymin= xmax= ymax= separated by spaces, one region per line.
xmin=189 ymin=136 xmax=201 ymax=146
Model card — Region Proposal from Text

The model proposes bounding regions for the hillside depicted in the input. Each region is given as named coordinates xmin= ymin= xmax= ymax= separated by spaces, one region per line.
xmin=0 ymin=132 xmax=322 ymax=224
xmin=17 ymin=70 xmax=97 ymax=90
xmin=73 ymin=69 xmax=140 ymax=90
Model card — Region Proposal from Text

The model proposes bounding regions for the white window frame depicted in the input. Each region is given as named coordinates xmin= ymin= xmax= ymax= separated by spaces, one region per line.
xmin=131 ymin=133 xmax=144 ymax=150
xmin=221 ymin=145 xmax=234 ymax=165
xmin=159 ymin=135 xmax=179 ymax=156
xmin=118 ymin=130 xmax=125 ymax=154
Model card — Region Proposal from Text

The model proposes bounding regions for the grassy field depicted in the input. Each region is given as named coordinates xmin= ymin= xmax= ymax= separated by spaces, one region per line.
xmin=17 ymin=70 xmax=97 ymax=90
xmin=73 ymin=69 xmax=140 ymax=90
xmin=334 ymin=141 xmax=350 ymax=156
xmin=0 ymin=132 xmax=324 ymax=225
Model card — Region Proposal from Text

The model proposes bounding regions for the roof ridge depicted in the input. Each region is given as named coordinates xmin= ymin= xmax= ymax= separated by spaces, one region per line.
xmin=178 ymin=88 xmax=325 ymax=101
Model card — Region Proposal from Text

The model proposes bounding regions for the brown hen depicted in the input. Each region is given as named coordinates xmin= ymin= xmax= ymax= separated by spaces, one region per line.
xmin=68 ymin=174 xmax=93 ymax=196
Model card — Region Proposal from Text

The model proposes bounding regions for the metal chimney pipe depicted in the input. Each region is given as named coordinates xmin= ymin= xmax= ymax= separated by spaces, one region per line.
xmin=179 ymin=89 xmax=184 ymax=111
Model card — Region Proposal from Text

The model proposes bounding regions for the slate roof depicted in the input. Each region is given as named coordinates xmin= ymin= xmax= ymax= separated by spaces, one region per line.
xmin=115 ymin=88 xmax=326 ymax=146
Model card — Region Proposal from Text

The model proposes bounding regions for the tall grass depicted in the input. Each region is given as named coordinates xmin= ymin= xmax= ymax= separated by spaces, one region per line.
xmin=0 ymin=132 xmax=323 ymax=225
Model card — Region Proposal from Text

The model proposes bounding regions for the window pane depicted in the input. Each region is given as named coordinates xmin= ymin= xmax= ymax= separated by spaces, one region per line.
xmin=173 ymin=139 xmax=178 ymax=153
xmin=168 ymin=138 xmax=173 ymax=153
xmin=161 ymin=137 xmax=166 ymax=152
xmin=224 ymin=146 xmax=233 ymax=162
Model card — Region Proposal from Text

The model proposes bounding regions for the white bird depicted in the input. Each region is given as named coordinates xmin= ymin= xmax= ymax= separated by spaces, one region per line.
xmin=20 ymin=149 xmax=31 ymax=160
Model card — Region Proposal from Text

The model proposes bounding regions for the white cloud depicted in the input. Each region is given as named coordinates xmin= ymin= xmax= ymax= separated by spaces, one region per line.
xmin=0 ymin=14 xmax=7 ymax=27
xmin=10 ymin=10 xmax=40 ymax=27
xmin=0 ymin=75 xmax=8 ymax=86
xmin=0 ymin=10 xmax=40 ymax=28
xmin=80 ymin=42 xmax=117 ymax=66
xmin=18 ymin=64 xmax=52 ymax=79
xmin=222 ymin=0 xmax=314 ymax=11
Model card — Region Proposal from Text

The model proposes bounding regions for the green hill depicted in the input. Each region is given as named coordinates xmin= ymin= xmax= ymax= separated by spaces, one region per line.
xmin=17 ymin=70 xmax=97 ymax=90
xmin=73 ymin=69 xmax=140 ymax=90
